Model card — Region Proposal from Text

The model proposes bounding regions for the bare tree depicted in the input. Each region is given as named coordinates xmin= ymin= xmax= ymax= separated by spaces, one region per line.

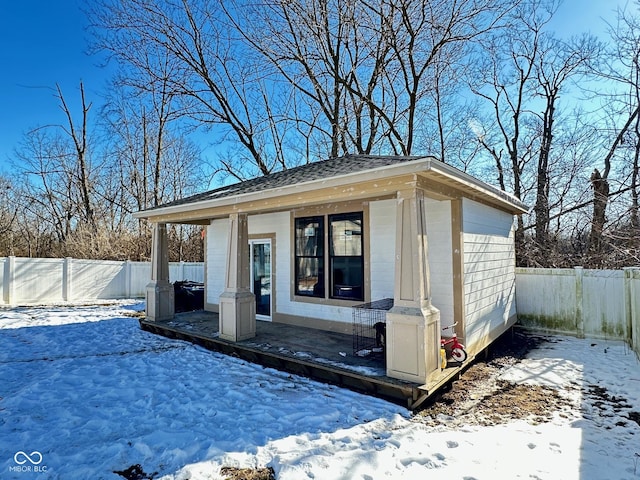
xmin=89 ymin=0 xmax=296 ymax=178
xmin=14 ymin=128 xmax=78 ymax=249
xmin=587 ymin=2 xmax=640 ymax=259
xmin=469 ymin=0 xmax=560 ymax=250
xmin=56 ymin=82 xmax=97 ymax=232
xmin=531 ymin=34 xmax=599 ymax=248
xmin=0 ymin=176 xmax=18 ymax=256
xmin=89 ymin=0 xmax=518 ymax=176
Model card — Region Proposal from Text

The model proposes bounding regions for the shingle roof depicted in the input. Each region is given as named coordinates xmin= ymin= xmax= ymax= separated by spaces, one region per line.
xmin=136 ymin=154 xmax=529 ymax=219
xmin=144 ymin=154 xmax=425 ymax=212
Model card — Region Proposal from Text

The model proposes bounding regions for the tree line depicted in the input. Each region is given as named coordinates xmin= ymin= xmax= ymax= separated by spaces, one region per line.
xmin=1 ymin=0 xmax=639 ymax=267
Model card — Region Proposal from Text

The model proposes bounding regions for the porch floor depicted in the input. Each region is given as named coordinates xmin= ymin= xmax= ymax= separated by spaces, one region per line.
xmin=139 ymin=311 xmax=465 ymax=409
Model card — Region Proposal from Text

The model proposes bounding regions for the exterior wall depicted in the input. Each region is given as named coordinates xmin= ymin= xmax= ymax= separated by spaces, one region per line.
xmin=462 ymin=198 xmax=517 ymax=354
xmin=205 ymin=197 xmax=454 ymax=331
xmin=369 ymin=198 xmax=453 ymax=320
xmin=248 ymin=212 xmax=290 ymax=321
xmin=207 ymin=212 xmax=291 ymax=315
xmin=369 ymin=199 xmax=396 ymax=301
xmin=206 ymin=218 xmax=229 ymax=311
xmin=424 ymin=198 xmax=454 ymax=327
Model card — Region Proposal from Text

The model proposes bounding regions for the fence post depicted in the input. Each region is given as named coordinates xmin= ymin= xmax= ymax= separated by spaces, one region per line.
xmin=634 ymin=270 xmax=640 ymax=357
xmin=575 ymin=266 xmax=584 ymax=338
xmin=624 ymin=267 xmax=638 ymax=352
xmin=4 ymin=256 xmax=15 ymax=306
xmin=125 ymin=260 xmax=132 ymax=298
xmin=624 ymin=268 xmax=632 ymax=344
xmin=62 ymin=257 xmax=73 ymax=302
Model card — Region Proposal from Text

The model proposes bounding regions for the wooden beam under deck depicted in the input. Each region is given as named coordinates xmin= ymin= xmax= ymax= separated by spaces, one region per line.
xmin=139 ymin=318 xmax=466 ymax=410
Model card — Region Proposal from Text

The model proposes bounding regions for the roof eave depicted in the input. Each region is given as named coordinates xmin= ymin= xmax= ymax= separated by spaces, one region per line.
xmin=133 ymin=157 xmax=438 ymax=220
xmin=134 ymin=156 xmax=529 ymax=221
xmin=427 ymin=161 xmax=529 ymax=215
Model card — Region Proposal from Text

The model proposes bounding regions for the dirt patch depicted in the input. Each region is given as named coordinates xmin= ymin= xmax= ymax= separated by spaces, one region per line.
xmin=416 ymin=329 xmax=575 ymax=426
xmin=628 ymin=411 xmax=640 ymax=427
xmin=220 ymin=466 xmax=276 ymax=480
xmin=584 ymin=382 xmax=638 ymax=429
xmin=113 ymin=464 xmax=157 ymax=480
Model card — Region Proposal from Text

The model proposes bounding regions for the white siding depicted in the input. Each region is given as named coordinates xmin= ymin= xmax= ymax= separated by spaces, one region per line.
xmin=358 ymin=198 xmax=453 ymax=324
xmin=248 ymin=212 xmax=290 ymax=318
xmin=206 ymin=218 xmax=229 ymax=308
xmin=425 ymin=198 xmax=454 ymax=328
xmin=203 ymin=200 xmax=455 ymax=327
xmin=206 ymin=212 xmax=291 ymax=313
xmin=462 ymin=198 xmax=517 ymax=351
xmin=369 ymin=199 xmax=396 ymax=301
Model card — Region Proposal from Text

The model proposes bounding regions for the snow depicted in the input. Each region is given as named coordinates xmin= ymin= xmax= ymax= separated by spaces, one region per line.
xmin=1 ymin=301 xmax=639 ymax=480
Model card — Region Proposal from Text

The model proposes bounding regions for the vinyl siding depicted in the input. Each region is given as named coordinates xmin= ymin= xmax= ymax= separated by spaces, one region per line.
xmin=425 ymin=198 xmax=454 ymax=327
xmin=206 ymin=218 xmax=229 ymax=308
xmin=369 ymin=199 xmax=395 ymax=301
xmin=462 ymin=198 xmax=517 ymax=351
xmin=205 ymin=198 xmax=456 ymax=326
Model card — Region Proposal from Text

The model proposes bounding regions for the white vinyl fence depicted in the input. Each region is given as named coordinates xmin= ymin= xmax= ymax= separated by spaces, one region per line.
xmin=515 ymin=267 xmax=640 ymax=355
xmin=0 ymin=257 xmax=204 ymax=306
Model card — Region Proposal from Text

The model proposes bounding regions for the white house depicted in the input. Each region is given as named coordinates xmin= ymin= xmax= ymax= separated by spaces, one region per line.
xmin=135 ymin=155 xmax=528 ymax=389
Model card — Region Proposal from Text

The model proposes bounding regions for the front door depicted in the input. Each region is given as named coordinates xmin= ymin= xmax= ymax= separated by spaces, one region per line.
xmin=250 ymin=239 xmax=272 ymax=320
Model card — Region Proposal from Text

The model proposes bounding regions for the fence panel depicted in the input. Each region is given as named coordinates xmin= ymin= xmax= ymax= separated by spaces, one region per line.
xmin=515 ymin=267 xmax=639 ymax=349
xmin=72 ymin=259 xmax=127 ymax=300
xmin=13 ymin=258 xmax=65 ymax=304
xmin=129 ymin=262 xmax=151 ymax=298
xmin=582 ymin=270 xmax=626 ymax=338
xmin=628 ymin=268 xmax=640 ymax=355
xmin=1 ymin=257 xmax=205 ymax=305
xmin=515 ymin=268 xmax=579 ymax=333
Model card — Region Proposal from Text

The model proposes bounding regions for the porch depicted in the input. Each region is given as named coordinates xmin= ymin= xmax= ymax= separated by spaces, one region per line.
xmin=139 ymin=311 xmax=468 ymax=410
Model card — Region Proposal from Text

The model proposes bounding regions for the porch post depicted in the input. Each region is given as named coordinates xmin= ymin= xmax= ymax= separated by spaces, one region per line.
xmin=386 ymin=188 xmax=441 ymax=384
xmin=219 ymin=213 xmax=256 ymax=341
xmin=145 ymin=222 xmax=175 ymax=321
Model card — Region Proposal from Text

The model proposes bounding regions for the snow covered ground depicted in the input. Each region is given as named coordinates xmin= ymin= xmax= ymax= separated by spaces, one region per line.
xmin=1 ymin=301 xmax=639 ymax=480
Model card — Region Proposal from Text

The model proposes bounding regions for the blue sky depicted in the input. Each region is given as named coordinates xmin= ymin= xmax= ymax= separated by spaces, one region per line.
xmin=0 ymin=0 xmax=631 ymax=171
xmin=0 ymin=1 xmax=111 ymax=169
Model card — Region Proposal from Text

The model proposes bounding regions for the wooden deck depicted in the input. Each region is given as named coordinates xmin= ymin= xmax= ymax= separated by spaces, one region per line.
xmin=139 ymin=311 xmax=466 ymax=409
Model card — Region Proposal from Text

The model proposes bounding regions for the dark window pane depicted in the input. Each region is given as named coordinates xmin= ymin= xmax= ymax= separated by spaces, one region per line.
xmin=329 ymin=212 xmax=364 ymax=300
xmin=295 ymin=217 xmax=323 ymax=256
xmin=295 ymin=257 xmax=324 ymax=297
xmin=295 ymin=216 xmax=324 ymax=297
xmin=330 ymin=214 xmax=362 ymax=256
xmin=331 ymin=257 xmax=363 ymax=299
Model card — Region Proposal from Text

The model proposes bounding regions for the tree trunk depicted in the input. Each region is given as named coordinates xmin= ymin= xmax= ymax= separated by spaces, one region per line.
xmin=588 ymin=168 xmax=609 ymax=258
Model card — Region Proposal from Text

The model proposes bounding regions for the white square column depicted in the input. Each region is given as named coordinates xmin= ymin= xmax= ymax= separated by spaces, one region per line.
xmin=386 ymin=188 xmax=441 ymax=384
xmin=146 ymin=223 xmax=175 ymax=321
xmin=219 ymin=213 xmax=256 ymax=341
